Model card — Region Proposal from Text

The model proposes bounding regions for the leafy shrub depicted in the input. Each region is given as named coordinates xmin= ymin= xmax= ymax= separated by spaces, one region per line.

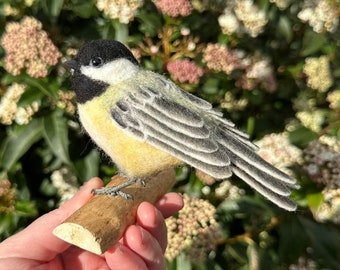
xmin=0 ymin=0 xmax=339 ymax=269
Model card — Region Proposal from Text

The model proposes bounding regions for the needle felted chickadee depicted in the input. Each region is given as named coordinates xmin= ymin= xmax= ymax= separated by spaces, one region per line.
xmin=65 ymin=39 xmax=299 ymax=211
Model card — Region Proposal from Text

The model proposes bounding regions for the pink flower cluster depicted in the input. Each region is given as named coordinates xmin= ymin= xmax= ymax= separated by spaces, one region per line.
xmin=203 ymin=43 xmax=245 ymax=75
xmin=1 ymin=16 xmax=61 ymax=78
xmin=235 ymin=59 xmax=277 ymax=92
xmin=167 ymin=59 xmax=204 ymax=84
xmin=203 ymin=43 xmax=277 ymax=92
xmin=155 ymin=0 xmax=192 ymax=17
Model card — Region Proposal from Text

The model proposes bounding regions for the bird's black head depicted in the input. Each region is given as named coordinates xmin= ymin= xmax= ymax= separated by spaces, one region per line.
xmin=65 ymin=39 xmax=139 ymax=104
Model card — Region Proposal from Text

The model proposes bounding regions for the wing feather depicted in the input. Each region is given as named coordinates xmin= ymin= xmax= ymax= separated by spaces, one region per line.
xmin=216 ymin=130 xmax=296 ymax=185
xmin=131 ymin=110 xmax=217 ymax=152
xmin=142 ymin=104 xmax=209 ymax=138
xmin=147 ymin=136 xmax=232 ymax=178
xmin=157 ymin=76 xmax=213 ymax=110
xmin=112 ymin=101 xmax=230 ymax=167
xmin=223 ymin=148 xmax=294 ymax=195
xmin=231 ymin=167 xmax=297 ymax=211
xmin=110 ymin=76 xmax=298 ymax=210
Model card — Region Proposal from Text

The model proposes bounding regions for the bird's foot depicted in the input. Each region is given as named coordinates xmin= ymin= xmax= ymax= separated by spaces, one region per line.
xmin=91 ymin=178 xmax=145 ymax=199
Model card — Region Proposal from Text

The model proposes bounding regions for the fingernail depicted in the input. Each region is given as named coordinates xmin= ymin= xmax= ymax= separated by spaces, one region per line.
xmin=107 ymin=243 xmax=123 ymax=254
xmin=137 ymin=226 xmax=146 ymax=245
xmin=157 ymin=196 xmax=167 ymax=206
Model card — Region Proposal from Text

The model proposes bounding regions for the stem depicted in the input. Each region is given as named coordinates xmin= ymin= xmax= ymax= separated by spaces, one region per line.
xmin=113 ymin=20 xmax=128 ymax=44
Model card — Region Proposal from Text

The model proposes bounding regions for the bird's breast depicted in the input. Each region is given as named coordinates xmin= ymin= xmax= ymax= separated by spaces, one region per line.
xmin=77 ymin=96 xmax=183 ymax=178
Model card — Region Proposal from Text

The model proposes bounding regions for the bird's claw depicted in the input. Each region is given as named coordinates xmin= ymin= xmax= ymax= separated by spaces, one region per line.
xmin=137 ymin=179 xmax=146 ymax=186
xmin=92 ymin=187 xmax=133 ymax=199
xmin=91 ymin=178 xmax=145 ymax=199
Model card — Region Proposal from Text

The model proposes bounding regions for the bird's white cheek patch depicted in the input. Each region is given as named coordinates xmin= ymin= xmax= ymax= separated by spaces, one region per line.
xmin=80 ymin=59 xmax=139 ymax=86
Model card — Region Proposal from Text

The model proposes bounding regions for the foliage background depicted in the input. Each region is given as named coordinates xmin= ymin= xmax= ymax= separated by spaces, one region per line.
xmin=0 ymin=0 xmax=339 ymax=269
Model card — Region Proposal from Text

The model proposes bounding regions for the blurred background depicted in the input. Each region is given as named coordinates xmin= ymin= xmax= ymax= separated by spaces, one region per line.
xmin=0 ymin=0 xmax=339 ymax=269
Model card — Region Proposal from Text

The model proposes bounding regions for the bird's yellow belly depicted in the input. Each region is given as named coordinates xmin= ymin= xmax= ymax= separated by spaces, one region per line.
xmin=77 ymin=98 xmax=183 ymax=178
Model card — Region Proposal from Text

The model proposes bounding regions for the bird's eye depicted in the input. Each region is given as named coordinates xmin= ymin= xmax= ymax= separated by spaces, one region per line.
xmin=90 ymin=57 xmax=103 ymax=67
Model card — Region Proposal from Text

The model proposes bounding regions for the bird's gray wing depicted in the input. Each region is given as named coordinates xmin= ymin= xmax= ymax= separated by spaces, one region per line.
xmin=111 ymin=83 xmax=234 ymax=178
xmin=111 ymin=76 xmax=298 ymax=211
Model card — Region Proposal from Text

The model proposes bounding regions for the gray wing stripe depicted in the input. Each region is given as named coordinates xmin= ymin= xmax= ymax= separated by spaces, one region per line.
xmin=143 ymin=104 xmax=208 ymax=135
xmin=157 ymin=76 xmax=213 ymax=110
xmin=111 ymin=107 xmax=140 ymax=129
xmin=152 ymin=98 xmax=204 ymax=126
xmin=217 ymin=128 xmax=258 ymax=151
xmin=113 ymin=113 xmax=232 ymax=169
xmin=115 ymin=98 xmax=207 ymax=138
xmin=217 ymin=130 xmax=296 ymax=184
xmin=217 ymin=119 xmax=251 ymax=139
xmin=142 ymin=123 xmax=230 ymax=166
xmin=175 ymin=86 xmax=213 ymax=109
xmin=128 ymin=92 xmax=204 ymax=127
xmin=231 ymin=167 xmax=297 ymax=211
xmin=112 ymin=105 xmax=222 ymax=156
xmin=225 ymin=149 xmax=292 ymax=195
xmin=147 ymin=136 xmax=232 ymax=178
xmin=131 ymin=109 xmax=218 ymax=152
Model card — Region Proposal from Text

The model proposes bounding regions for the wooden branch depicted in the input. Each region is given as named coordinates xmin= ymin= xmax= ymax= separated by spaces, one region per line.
xmin=53 ymin=169 xmax=176 ymax=255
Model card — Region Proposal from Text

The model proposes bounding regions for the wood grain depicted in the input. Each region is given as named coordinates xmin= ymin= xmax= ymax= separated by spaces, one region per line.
xmin=53 ymin=169 xmax=176 ymax=254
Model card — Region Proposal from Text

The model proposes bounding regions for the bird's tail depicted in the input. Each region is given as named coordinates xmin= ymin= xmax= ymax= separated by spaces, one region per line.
xmin=216 ymin=127 xmax=298 ymax=211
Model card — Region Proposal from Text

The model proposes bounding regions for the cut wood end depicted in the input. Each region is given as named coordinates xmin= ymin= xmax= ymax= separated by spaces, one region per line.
xmin=53 ymin=223 xmax=103 ymax=255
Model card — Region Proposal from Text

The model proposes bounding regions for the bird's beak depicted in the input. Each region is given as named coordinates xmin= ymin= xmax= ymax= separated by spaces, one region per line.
xmin=64 ymin=59 xmax=78 ymax=75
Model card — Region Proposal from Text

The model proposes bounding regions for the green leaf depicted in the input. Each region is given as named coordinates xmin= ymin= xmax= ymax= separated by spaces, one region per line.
xmin=74 ymin=149 xmax=99 ymax=181
xmin=279 ymin=216 xmax=308 ymax=264
xmin=246 ymin=116 xmax=255 ymax=138
xmin=15 ymin=201 xmax=38 ymax=217
xmin=1 ymin=75 xmax=55 ymax=98
xmin=301 ymin=30 xmax=327 ymax=57
xmin=258 ymin=247 xmax=276 ymax=270
xmin=306 ymin=192 xmax=323 ymax=210
xmin=113 ymin=20 xmax=128 ymax=44
xmin=42 ymin=0 xmax=64 ymax=18
xmin=18 ymin=85 xmax=44 ymax=107
xmin=281 ymin=215 xmax=340 ymax=268
xmin=227 ymin=243 xmax=249 ymax=265
xmin=39 ymin=178 xmax=57 ymax=196
xmin=278 ymin=15 xmax=292 ymax=42
xmin=299 ymin=216 xmax=340 ymax=269
xmin=202 ymin=78 xmax=219 ymax=95
xmin=0 ymin=119 xmax=43 ymax=171
xmin=175 ymin=253 xmax=192 ymax=270
xmin=0 ymin=213 xmax=18 ymax=240
xmin=288 ymin=126 xmax=319 ymax=148
xmin=24 ymin=77 xmax=56 ymax=98
xmin=166 ymin=252 xmax=192 ymax=270
xmin=136 ymin=11 xmax=162 ymax=37
xmin=333 ymin=67 xmax=340 ymax=78
xmin=69 ymin=0 xmax=97 ymax=18
xmin=98 ymin=21 xmax=116 ymax=40
xmin=42 ymin=110 xmax=71 ymax=166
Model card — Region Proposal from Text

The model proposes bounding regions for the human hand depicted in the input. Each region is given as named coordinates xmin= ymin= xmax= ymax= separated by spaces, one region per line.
xmin=0 ymin=177 xmax=184 ymax=270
